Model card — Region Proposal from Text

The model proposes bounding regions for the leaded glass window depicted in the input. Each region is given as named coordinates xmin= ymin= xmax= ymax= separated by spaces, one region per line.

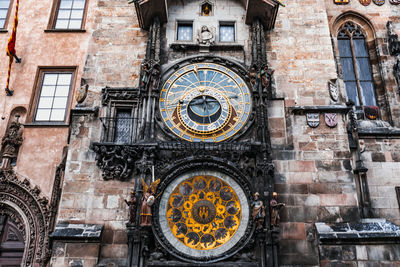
xmin=114 ymin=109 xmax=131 ymax=143
xmin=0 ymin=0 xmax=11 ymax=28
xmin=54 ymin=0 xmax=86 ymax=30
xmin=338 ymin=22 xmax=376 ymax=107
xmin=219 ymin=24 xmax=235 ymax=42
xmin=177 ymin=23 xmax=193 ymax=41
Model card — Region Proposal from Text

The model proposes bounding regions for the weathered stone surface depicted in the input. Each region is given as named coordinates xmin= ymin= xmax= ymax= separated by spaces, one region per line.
xmin=51 ymin=223 xmax=103 ymax=240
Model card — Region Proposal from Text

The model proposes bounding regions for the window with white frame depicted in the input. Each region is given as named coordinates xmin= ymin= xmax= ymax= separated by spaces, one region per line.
xmin=34 ymin=71 xmax=73 ymax=122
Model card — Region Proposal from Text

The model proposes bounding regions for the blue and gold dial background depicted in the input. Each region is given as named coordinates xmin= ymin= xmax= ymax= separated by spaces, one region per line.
xmin=159 ymin=63 xmax=252 ymax=142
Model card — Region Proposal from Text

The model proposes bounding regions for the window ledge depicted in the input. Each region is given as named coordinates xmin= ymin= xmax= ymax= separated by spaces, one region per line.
xmin=170 ymin=42 xmax=244 ymax=52
xmin=44 ymin=29 xmax=86 ymax=33
xmin=0 ymin=29 xmax=8 ymax=33
xmin=290 ymin=105 xmax=351 ymax=115
xmin=357 ymin=120 xmax=400 ymax=137
xmin=24 ymin=122 xmax=69 ymax=128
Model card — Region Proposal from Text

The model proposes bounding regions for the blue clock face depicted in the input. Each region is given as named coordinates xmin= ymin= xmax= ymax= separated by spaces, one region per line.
xmin=159 ymin=63 xmax=252 ymax=142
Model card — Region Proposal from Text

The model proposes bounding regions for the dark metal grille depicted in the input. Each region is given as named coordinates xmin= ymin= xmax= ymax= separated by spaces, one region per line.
xmin=114 ymin=110 xmax=131 ymax=143
xmin=100 ymin=115 xmax=137 ymax=144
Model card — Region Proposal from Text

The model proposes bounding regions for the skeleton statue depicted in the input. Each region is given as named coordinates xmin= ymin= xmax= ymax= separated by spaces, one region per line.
xmin=149 ymin=64 xmax=161 ymax=92
xmin=270 ymin=192 xmax=285 ymax=227
xmin=140 ymin=178 xmax=160 ymax=226
xmin=198 ymin=26 xmax=214 ymax=45
xmin=125 ymin=190 xmax=138 ymax=225
xmin=260 ymin=65 xmax=274 ymax=93
xmin=251 ymin=192 xmax=266 ymax=230
xmin=249 ymin=66 xmax=257 ymax=92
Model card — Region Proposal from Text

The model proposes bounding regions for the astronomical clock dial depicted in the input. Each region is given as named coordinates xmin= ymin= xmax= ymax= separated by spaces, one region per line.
xmin=159 ymin=63 xmax=252 ymax=142
xmin=158 ymin=170 xmax=250 ymax=262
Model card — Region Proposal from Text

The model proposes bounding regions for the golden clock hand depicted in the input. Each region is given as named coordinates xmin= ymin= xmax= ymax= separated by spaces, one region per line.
xmin=193 ymin=65 xmax=201 ymax=86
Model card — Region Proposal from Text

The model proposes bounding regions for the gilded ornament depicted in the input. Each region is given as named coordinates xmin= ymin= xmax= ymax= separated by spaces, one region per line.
xmin=373 ymin=0 xmax=385 ymax=5
xmin=359 ymin=0 xmax=371 ymax=5
xmin=166 ymin=175 xmax=241 ymax=250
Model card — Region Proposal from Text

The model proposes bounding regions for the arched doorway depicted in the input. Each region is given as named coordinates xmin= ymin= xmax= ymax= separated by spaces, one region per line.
xmin=0 ymin=215 xmax=24 ymax=266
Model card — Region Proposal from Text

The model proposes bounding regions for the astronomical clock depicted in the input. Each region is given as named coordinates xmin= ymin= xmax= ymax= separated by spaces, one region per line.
xmin=111 ymin=0 xmax=280 ymax=266
xmin=153 ymin=62 xmax=255 ymax=263
xmin=159 ymin=63 xmax=252 ymax=142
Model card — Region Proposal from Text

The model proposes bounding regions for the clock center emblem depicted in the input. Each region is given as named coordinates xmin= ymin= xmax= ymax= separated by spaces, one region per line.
xmin=192 ymin=200 xmax=216 ymax=224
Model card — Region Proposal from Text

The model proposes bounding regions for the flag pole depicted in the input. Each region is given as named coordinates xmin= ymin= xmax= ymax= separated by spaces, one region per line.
xmin=5 ymin=0 xmax=21 ymax=96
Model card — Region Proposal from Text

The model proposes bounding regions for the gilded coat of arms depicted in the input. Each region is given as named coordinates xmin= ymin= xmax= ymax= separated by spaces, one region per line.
xmin=334 ymin=0 xmax=350 ymax=4
xmin=359 ymin=0 xmax=371 ymax=5
xmin=363 ymin=106 xmax=379 ymax=120
xmin=373 ymin=0 xmax=385 ymax=5
xmin=306 ymin=113 xmax=320 ymax=128
xmin=325 ymin=113 xmax=338 ymax=128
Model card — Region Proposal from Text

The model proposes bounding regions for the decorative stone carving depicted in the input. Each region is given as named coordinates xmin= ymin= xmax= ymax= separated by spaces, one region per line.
xmin=1 ymin=117 xmax=23 ymax=168
xmin=0 ymin=168 xmax=50 ymax=265
xmin=328 ymin=80 xmax=339 ymax=102
xmin=387 ymin=21 xmax=400 ymax=55
xmin=75 ymin=78 xmax=89 ymax=105
xmin=197 ymin=26 xmax=214 ymax=45
xmin=92 ymin=144 xmax=140 ymax=180
xmin=393 ymin=54 xmax=400 ymax=95
xmin=101 ymin=87 xmax=140 ymax=105
xmin=390 ymin=0 xmax=400 ymax=4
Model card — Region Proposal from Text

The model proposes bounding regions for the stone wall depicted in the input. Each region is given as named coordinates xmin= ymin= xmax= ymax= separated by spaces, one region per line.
xmin=361 ymin=138 xmax=400 ymax=225
xmin=320 ymin=244 xmax=400 ymax=266
xmin=317 ymin=220 xmax=400 ymax=267
xmin=267 ymin=0 xmax=358 ymax=265
xmin=54 ymin=0 xmax=147 ymax=264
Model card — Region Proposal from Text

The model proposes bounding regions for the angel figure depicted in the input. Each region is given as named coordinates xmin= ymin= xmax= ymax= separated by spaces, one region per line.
xmin=140 ymin=178 xmax=160 ymax=226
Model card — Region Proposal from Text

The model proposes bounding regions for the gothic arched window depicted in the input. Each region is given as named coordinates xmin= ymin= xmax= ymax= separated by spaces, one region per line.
xmin=338 ymin=22 xmax=376 ymax=107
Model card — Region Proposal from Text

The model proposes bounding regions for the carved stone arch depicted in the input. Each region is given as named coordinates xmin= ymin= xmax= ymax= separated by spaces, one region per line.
xmin=0 ymin=169 xmax=50 ymax=266
xmin=331 ymin=11 xmax=376 ymax=41
xmin=330 ymin=11 xmax=390 ymax=122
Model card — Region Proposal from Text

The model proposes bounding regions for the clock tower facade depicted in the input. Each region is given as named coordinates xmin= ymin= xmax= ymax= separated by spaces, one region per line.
xmin=49 ymin=0 xmax=400 ymax=266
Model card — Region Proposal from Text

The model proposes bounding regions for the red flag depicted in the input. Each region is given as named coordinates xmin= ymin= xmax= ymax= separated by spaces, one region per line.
xmin=5 ymin=0 xmax=20 ymax=95
xmin=6 ymin=0 xmax=18 ymax=58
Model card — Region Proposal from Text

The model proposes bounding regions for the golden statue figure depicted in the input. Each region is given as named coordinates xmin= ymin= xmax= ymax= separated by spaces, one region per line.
xmin=140 ymin=178 xmax=160 ymax=226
